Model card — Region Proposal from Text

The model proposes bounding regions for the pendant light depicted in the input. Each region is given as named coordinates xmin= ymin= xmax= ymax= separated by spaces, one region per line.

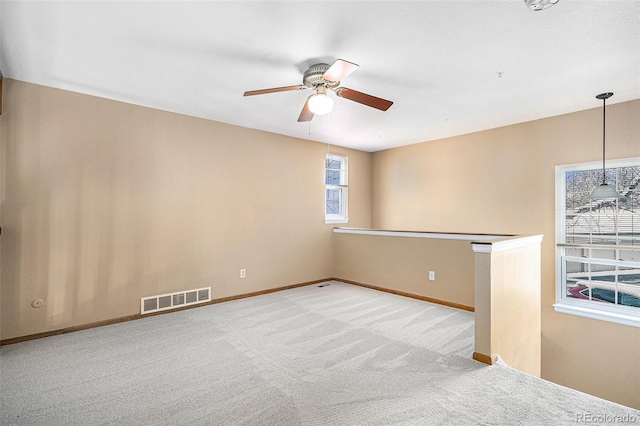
xmin=589 ymin=92 xmax=620 ymax=200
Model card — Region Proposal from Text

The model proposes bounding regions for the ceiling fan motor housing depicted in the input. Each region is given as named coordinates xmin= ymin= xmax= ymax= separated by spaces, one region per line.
xmin=303 ymin=64 xmax=340 ymax=89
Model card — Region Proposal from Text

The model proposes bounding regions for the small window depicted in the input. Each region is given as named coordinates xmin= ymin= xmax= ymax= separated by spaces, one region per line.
xmin=325 ymin=154 xmax=348 ymax=224
xmin=555 ymin=157 xmax=640 ymax=327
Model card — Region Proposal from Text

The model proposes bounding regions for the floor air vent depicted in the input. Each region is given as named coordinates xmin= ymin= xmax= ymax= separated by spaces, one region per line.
xmin=141 ymin=287 xmax=211 ymax=314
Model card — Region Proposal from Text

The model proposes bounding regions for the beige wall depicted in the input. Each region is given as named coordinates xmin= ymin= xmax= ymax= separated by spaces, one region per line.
xmin=333 ymin=232 xmax=475 ymax=308
xmin=372 ymin=99 xmax=640 ymax=409
xmin=0 ymin=79 xmax=371 ymax=339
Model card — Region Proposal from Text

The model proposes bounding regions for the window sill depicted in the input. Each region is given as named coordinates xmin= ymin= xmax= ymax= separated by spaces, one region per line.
xmin=325 ymin=218 xmax=349 ymax=225
xmin=553 ymin=302 xmax=640 ymax=328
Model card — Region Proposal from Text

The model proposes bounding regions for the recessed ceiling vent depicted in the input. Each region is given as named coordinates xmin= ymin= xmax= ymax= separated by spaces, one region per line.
xmin=141 ymin=287 xmax=211 ymax=315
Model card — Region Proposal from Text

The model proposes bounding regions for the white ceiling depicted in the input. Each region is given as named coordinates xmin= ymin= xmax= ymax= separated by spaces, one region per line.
xmin=1 ymin=1 xmax=639 ymax=152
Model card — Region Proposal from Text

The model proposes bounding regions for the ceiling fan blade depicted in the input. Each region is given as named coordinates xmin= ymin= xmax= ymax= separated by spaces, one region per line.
xmin=335 ymin=87 xmax=393 ymax=111
xmin=297 ymin=97 xmax=314 ymax=122
xmin=322 ymin=59 xmax=359 ymax=83
xmin=243 ymin=85 xmax=305 ymax=96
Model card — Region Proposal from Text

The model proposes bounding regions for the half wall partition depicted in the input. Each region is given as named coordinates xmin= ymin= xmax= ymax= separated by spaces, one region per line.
xmin=332 ymin=228 xmax=543 ymax=376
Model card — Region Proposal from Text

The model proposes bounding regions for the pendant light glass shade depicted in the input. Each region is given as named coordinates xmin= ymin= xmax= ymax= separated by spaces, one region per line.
xmin=589 ymin=183 xmax=620 ymax=199
xmin=589 ymin=92 xmax=621 ymax=200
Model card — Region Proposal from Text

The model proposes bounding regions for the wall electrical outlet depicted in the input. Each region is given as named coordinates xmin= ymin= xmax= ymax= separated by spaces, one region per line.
xmin=240 ymin=269 xmax=246 ymax=278
xmin=429 ymin=271 xmax=435 ymax=281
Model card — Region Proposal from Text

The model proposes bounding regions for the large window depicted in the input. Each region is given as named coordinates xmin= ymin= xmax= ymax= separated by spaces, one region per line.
xmin=325 ymin=154 xmax=348 ymax=224
xmin=555 ymin=158 xmax=640 ymax=327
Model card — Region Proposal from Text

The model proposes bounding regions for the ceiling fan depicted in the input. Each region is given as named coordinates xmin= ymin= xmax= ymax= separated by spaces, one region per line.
xmin=243 ymin=59 xmax=393 ymax=122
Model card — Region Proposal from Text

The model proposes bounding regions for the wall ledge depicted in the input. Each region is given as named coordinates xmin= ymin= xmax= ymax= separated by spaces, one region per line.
xmin=333 ymin=228 xmax=542 ymax=252
xmin=471 ymin=235 xmax=544 ymax=253
xmin=333 ymin=227 xmax=509 ymax=241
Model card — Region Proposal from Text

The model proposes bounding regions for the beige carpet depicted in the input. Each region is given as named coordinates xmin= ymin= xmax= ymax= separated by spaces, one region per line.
xmin=1 ymin=281 xmax=638 ymax=425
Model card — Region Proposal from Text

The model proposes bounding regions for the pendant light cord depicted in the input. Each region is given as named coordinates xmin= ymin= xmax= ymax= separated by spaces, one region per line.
xmin=601 ymin=96 xmax=606 ymax=185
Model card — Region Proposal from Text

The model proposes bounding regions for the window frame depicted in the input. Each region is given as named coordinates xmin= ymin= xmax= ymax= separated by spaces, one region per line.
xmin=554 ymin=157 xmax=640 ymax=328
xmin=325 ymin=154 xmax=349 ymax=224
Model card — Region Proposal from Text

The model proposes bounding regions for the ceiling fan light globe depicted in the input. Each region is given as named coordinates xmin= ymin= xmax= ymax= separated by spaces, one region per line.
xmin=308 ymin=93 xmax=334 ymax=115
xmin=589 ymin=183 xmax=620 ymax=200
